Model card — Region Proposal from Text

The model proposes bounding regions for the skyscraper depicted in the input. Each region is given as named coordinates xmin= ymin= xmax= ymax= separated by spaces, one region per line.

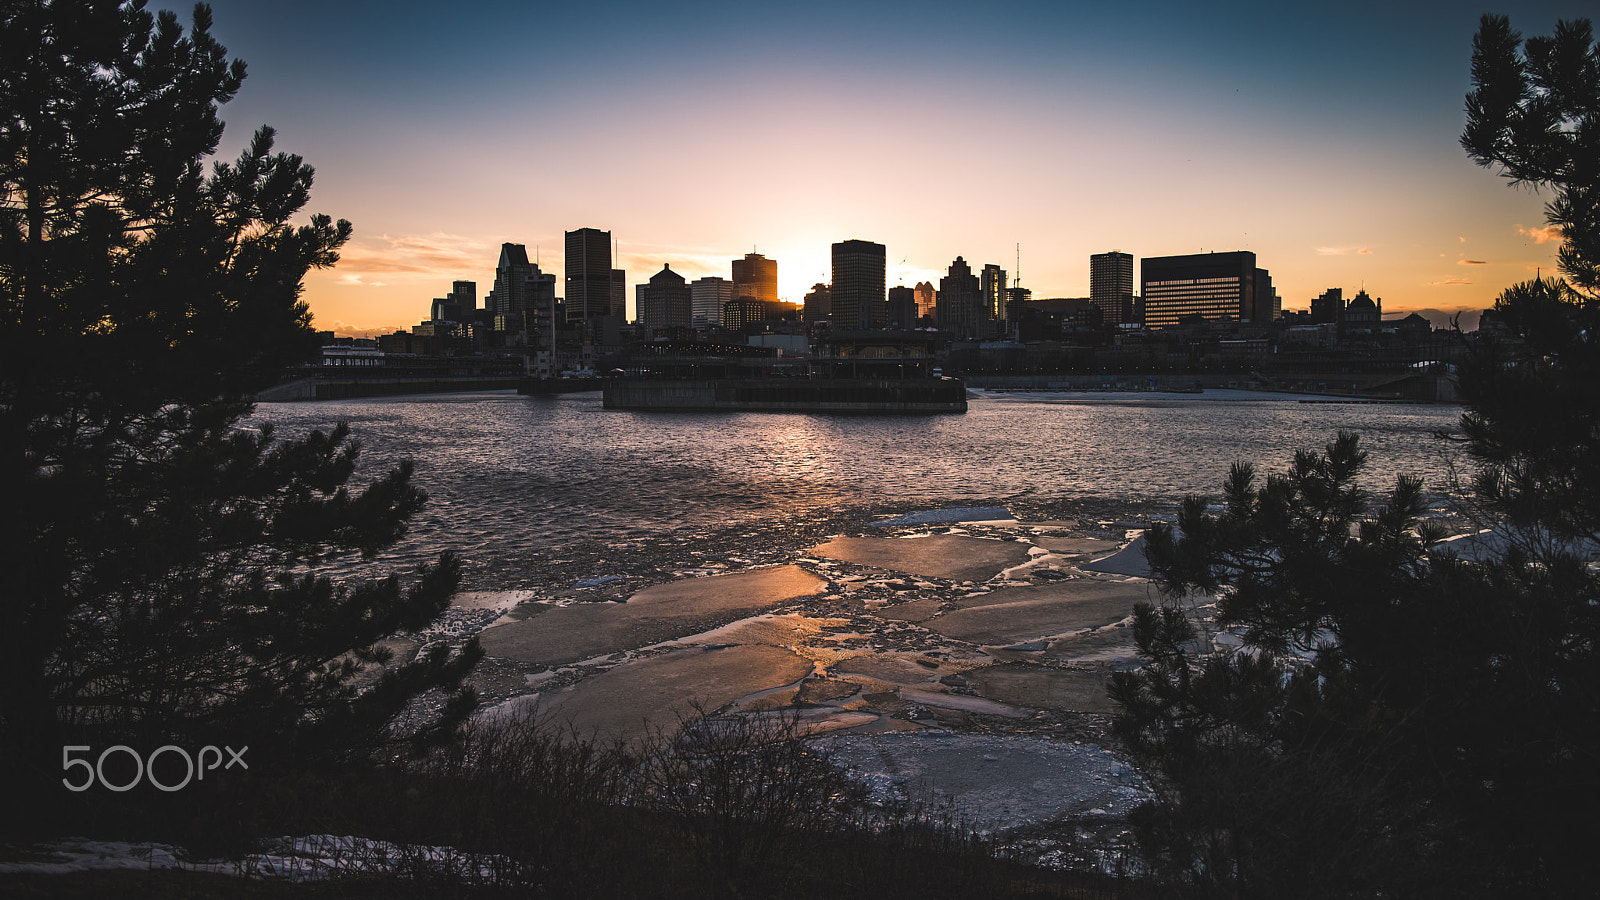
xmin=611 ymin=268 xmax=627 ymax=320
xmin=690 ymin=276 xmax=735 ymax=328
xmin=831 ymin=240 xmax=886 ymax=331
xmin=1090 ymin=251 xmax=1135 ymax=324
xmin=1140 ymin=251 xmax=1274 ymax=329
xmin=564 ymin=228 xmax=612 ymax=324
xmin=981 ymin=263 xmax=1007 ymax=329
xmin=1003 ymin=286 xmax=1032 ymax=324
xmin=913 ymin=281 xmax=936 ymax=322
xmin=487 ymin=243 xmax=555 ymax=336
xmin=489 ymin=243 xmax=532 ymax=320
xmin=887 ymin=285 xmax=917 ymax=328
xmin=732 ymin=252 xmax=778 ymax=303
xmin=450 ymin=280 xmax=477 ymax=314
xmin=937 ymin=256 xmax=983 ymax=339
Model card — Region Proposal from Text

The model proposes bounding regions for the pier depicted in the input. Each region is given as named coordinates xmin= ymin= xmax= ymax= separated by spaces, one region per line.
xmin=602 ymin=377 xmax=968 ymax=413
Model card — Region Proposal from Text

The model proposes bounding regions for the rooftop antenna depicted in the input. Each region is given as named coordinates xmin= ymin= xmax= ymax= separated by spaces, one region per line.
xmin=1015 ymin=242 xmax=1021 ymax=287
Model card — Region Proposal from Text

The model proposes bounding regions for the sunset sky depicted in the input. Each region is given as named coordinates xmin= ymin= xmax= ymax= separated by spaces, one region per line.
xmin=197 ymin=0 xmax=1592 ymax=335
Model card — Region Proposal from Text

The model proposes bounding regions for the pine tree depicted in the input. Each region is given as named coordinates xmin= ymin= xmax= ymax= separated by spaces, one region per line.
xmin=1111 ymin=14 xmax=1599 ymax=897
xmin=0 ymin=0 xmax=478 ymax=815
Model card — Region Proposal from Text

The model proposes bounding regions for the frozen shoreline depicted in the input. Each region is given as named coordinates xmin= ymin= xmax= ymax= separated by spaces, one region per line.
xmin=443 ymin=505 xmax=1167 ymax=840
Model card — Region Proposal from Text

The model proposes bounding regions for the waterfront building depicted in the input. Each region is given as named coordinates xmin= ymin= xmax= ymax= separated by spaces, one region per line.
xmin=564 ymin=227 xmax=613 ymax=325
xmin=1140 ymin=251 xmax=1277 ymax=329
xmin=831 ymin=240 xmax=886 ymax=330
xmin=691 ymin=276 xmax=735 ymax=328
xmin=1091 ymin=251 xmax=1135 ymax=324
xmin=938 ymin=256 xmax=984 ymax=339
xmin=638 ymin=265 xmax=693 ymax=331
xmin=732 ymin=252 xmax=778 ymax=303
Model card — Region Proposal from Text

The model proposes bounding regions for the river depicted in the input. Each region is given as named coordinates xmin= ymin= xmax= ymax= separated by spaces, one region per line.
xmin=247 ymin=389 xmax=1468 ymax=592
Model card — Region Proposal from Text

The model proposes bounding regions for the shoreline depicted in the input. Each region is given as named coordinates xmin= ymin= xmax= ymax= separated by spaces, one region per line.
xmin=431 ymin=505 xmax=1166 ymax=839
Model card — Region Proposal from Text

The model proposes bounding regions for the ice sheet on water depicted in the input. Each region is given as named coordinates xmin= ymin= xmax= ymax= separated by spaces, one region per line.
xmin=870 ymin=507 xmax=1015 ymax=527
xmin=574 ymin=574 xmax=623 ymax=588
xmin=450 ymin=590 xmax=540 ymax=612
xmin=1434 ymin=527 xmax=1600 ymax=562
xmin=821 ymin=733 xmax=1149 ymax=835
xmin=1077 ymin=531 xmax=1178 ymax=578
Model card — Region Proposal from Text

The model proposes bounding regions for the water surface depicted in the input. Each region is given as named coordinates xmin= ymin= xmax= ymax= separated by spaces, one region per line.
xmin=248 ymin=390 xmax=1466 ymax=589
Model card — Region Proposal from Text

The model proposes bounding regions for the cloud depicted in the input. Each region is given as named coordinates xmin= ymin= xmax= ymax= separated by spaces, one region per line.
xmin=1457 ymin=259 xmax=1488 ymax=266
xmin=1315 ymin=245 xmax=1373 ymax=256
xmin=334 ymin=233 xmax=497 ymax=279
xmin=1516 ymin=224 xmax=1564 ymax=244
xmin=1431 ymin=277 xmax=1473 ymax=286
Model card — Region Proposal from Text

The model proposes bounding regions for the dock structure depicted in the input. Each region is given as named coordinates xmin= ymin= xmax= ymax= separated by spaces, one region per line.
xmin=602 ymin=376 xmax=967 ymax=413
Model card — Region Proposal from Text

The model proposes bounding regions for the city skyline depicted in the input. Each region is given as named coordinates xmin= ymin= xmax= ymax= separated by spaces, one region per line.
xmin=194 ymin=0 xmax=1594 ymax=334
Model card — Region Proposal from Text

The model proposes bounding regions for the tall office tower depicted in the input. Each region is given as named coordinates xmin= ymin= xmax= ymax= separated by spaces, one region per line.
xmin=488 ymin=243 xmax=555 ymax=333
xmin=450 ymin=280 xmax=477 ymax=313
xmin=886 ymin=285 xmax=917 ymax=328
xmin=937 ymin=256 xmax=984 ymax=339
xmin=913 ymin=281 xmax=936 ymax=322
xmin=524 ymin=265 xmax=558 ymax=339
xmin=490 ymin=243 xmax=533 ymax=319
xmin=802 ymin=283 xmax=831 ymax=324
xmin=1253 ymin=268 xmax=1280 ymax=324
xmin=831 ymin=240 xmax=886 ymax=330
xmin=981 ymin=264 xmax=1008 ymax=328
xmin=638 ymin=265 xmax=692 ymax=330
xmin=732 ymin=252 xmax=778 ymax=302
xmin=610 ymin=268 xmax=627 ymax=319
xmin=691 ymin=276 xmax=735 ymax=327
xmin=564 ymin=228 xmax=612 ymax=324
xmin=1090 ymin=251 xmax=1135 ymax=324
xmin=1140 ymin=251 xmax=1272 ymax=329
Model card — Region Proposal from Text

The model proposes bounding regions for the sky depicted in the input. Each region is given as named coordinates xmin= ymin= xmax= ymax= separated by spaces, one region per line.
xmin=193 ymin=0 xmax=1594 ymax=335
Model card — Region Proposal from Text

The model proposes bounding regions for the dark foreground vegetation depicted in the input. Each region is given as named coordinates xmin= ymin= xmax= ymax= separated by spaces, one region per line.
xmin=1109 ymin=13 xmax=1600 ymax=899
xmin=4 ymin=712 xmax=1145 ymax=899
